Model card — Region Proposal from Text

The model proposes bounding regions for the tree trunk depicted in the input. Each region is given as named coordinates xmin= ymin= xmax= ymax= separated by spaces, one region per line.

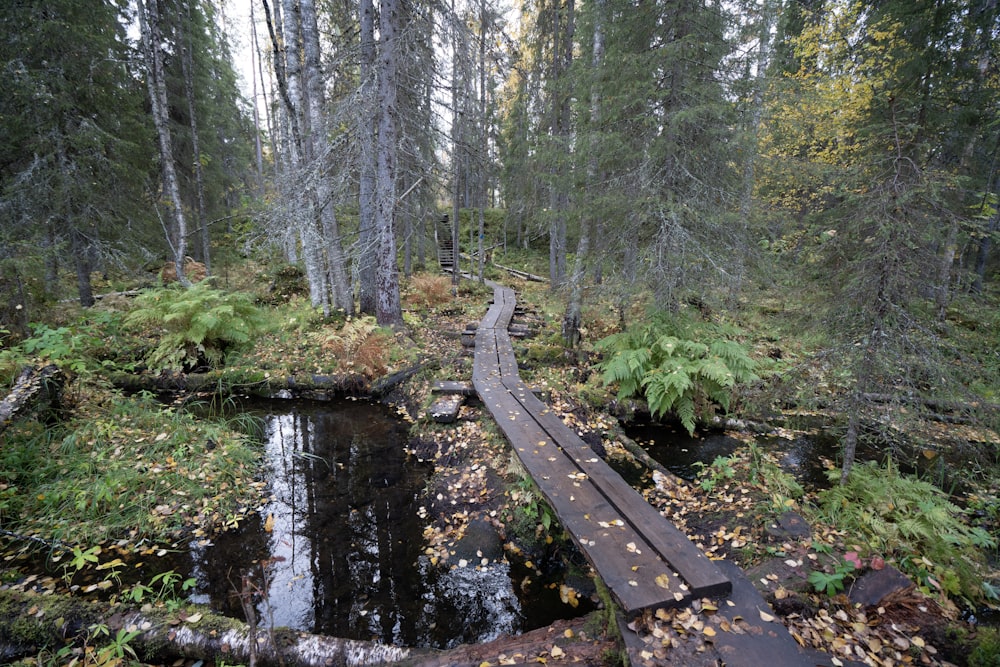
xmin=0 ymin=588 xmax=612 ymax=667
xmin=137 ymin=0 xmax=189 ymax=286
xmin=280 ymin=0 xmax=329 ymax=314
xmin=450 ymin=0 xmax=462 ymax=287
xmin=178 ymin=0 xmax=210 ymax=275
xmin=358 ymin=0 xmax=378 ymax=314
xmin=974 ymin=207 xmax=997 ymax=294
xmin=69 ymin=227 xmax=95 ymax=308
xmin=301 ymin=0 xmax=353 ymax=315
xmin=562 ymin=0 xmax=602 ymax=347
xmin=375 ymin=0 xmax=403 ymax=327
xmin=250 ymin=2 xmax=266 ymax=195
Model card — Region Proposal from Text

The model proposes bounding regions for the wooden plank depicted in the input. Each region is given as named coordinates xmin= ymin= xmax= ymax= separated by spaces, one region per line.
xmin=472 ymin=280 xmax=731 ymax=616
xmin=432 ymin=381 xmax=475 ymax=396
xmin=481 ymin=388 xmax=691 ymax=613
xmin=507 ymin=383 xmax=730 ymax=598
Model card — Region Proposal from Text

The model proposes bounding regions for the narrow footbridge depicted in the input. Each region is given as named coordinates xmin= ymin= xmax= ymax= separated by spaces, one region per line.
xmin=471 ymin=281 xmax=731 ymax=616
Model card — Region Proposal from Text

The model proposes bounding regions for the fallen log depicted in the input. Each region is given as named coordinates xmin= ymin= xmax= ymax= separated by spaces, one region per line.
xmin=0 ymin=588 xmax=423 ymax=667
xmin=0 ymin=588 xmax=615 ymax=667
xmin=0 ymin=364 xmax=64 ymax=437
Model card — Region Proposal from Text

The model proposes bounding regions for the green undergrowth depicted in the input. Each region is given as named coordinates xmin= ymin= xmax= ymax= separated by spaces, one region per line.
xmin=0 ymin=388 xmax=265 ymax=547
xmin=810 ymin=459 xmax=997 ymax=604
xmin=595 ymin=309 xmax=761 ymax=434
xmin=124 ymin=280 xmax=268 ymax=373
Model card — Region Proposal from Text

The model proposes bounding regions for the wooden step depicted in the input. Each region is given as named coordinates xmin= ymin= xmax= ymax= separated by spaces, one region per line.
xmin=432 ymin=380 xmax=475 ymax=396
xmin=428 ymin=394 xmax=464 ymax=423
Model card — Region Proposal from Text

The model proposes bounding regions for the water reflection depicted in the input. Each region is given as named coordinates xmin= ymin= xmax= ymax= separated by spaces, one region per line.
xmin=187 ymin=398 xmax=522 ymax=648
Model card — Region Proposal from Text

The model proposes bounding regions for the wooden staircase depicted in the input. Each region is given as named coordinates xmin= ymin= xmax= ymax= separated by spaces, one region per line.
xmin=435 ymin=217 xmax=455 ymax=272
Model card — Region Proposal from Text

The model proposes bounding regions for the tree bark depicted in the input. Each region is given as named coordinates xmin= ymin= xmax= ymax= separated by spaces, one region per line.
xmin=358 ymin=0 xmax=378 ymax=314
xmin=0 ymin=589 xmax=419 ymax=667
xmin=137 ymin=0 xmax=190 ymax=286
xmin=301 ymin=0 xmax=353 ymax=315
xmin=0 ymin=588 xmax=613 ymax=667
xmin=177 ymin=0 xmax=211 ymax=275
xmin=0 ymin=365 xmax=63 ymax=437
xmin=375 ymin=0 xmax=404 ymax=327
xmin=562 ymin=0 xmax=603 ymax=348
xmin=451 ymin=0 xmax=463 ymax=287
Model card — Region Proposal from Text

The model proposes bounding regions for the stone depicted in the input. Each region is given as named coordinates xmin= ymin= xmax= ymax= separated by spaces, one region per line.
xmin=848 ymin=565 xmax=914 ymax=607
xmin=765 ymin=511 xmax=812 ymax=543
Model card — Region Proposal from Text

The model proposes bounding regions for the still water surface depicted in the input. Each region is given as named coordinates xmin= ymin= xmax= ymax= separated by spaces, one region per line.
xmin=180 ymin=397 xmax=559 ymax=648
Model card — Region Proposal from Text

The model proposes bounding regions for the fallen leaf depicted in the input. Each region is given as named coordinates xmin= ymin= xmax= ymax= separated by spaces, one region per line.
xmin=758 ymin=609 xmax=775 ymax=623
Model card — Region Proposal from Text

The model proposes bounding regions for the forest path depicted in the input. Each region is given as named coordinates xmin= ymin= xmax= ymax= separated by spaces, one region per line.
xmin=470 ymin=279 xmax=845 ymax=667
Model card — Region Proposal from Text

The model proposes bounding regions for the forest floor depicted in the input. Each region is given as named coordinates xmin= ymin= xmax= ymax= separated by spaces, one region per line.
xmin=1 ymin=268 xmax=998 ymax=666
xmin=360 ymin=272 xmax=994 ymax=666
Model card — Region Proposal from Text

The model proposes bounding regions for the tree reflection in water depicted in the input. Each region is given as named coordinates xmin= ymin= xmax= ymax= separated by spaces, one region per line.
xmin=186 ymin=398 xmax=522 ymax=649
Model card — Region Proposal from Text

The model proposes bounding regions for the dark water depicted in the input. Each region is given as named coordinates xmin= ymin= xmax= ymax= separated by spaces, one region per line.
xmin=624 ymin=419 xmax=849 ymax=488
xmin=173 ymin=397 xmax=576 ymax=649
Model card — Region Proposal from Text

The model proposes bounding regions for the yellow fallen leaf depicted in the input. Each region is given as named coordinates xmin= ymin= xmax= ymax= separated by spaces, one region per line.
xmin=911 ymin=636 xmax=925 ymax=648
xmin=563 ymin=629 xmax=574 ymax=638
xmin=185 ymin=612 xmax=203 ymax=624
xmin=758 ymin=609 xmax=775 ymax=623
xmin=703 ymin=626 xmax=716 ymax=638
xmin=550 ymin=645 xmax=565 ymax=658
xmin=655 ymin=573 xmax=671 ymax=589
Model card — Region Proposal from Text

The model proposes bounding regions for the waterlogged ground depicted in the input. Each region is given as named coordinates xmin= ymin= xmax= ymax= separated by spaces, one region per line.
xmin=175 ymin=397 xmax=573 ymax=648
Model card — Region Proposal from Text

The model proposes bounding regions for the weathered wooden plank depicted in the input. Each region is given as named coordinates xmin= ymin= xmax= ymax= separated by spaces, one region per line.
xmin=480 ymin=387 xmax=691 ymax=612
xmin=508 ymin=383 xmax=730 ymax=598
xmin=472 ymin=280 xmax=731 ymax=616
xmin=432 ymin=381 xmax=476 ymax=396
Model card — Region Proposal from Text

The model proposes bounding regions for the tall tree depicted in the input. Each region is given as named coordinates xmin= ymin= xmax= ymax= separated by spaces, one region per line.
xmin=137 ymin=0 xmax=191 ymax=285
xmin=0 ymin=0 xmax=151 ymax=311
xmin=357 ymin=0 xmax=378 ymax=314
xmin=374 ymin=0 xmax=404 ymax=327
xmin=759 ymin=0 xmax=1000 ymax=480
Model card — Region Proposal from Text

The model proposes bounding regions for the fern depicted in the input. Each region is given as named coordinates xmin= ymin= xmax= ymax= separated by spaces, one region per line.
xmin=814 ymin=459 xmax=997 ymax=602
xmin=125 ymin=282 xmax=266 ymax=372
xmin=596 ymin=314 xmax=759 ymax=434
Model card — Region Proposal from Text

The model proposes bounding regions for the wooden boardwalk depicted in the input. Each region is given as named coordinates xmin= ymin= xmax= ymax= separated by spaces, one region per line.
xmin=471 ymin=281 xmax=731 ymax=616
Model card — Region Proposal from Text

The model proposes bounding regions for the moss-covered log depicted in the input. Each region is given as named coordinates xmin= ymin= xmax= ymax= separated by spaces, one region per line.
xmin=0 ymin=588 xmax=420 ymax=667
xmin=0 ymin=588 xmax=616 ymax=666
xmin=108 ymin=369 xmax=369 ymax=398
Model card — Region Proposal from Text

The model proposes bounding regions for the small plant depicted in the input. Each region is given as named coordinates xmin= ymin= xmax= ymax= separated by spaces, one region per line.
xmin=970 ymin=627 xmax=1000 ymax=667
xmin=814 ymin=459 xmax=997 ymax=602
xmin=63 ymin=545 xmax=101 ymax=584
xmin=86 ymin=623 xmax=140 ymax=667
xmin=125 ymin=281 xmax=266 ymax=372
xmin=807 ymin=557 xmax=857 ymax=596
xmin=403 ymin=273 xmax=453 ymax=309
xmin=311 ymin=316 xmax=391 ymax=378
xmin=128 ymin=570 xmax=197 ymax=610
xmin=693 ymin=455 xmax=736 ymax=493
xmin=595 ymin=312 xmax=759 ymax=434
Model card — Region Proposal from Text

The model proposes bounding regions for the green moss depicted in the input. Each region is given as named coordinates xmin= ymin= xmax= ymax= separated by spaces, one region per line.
xmin=970 ymin=627 xmax=1000 ymax=667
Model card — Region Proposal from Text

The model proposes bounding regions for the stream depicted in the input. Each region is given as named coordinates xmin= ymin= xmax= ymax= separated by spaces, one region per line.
xmin=167 ymin=396 xmax=578 ymax=649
